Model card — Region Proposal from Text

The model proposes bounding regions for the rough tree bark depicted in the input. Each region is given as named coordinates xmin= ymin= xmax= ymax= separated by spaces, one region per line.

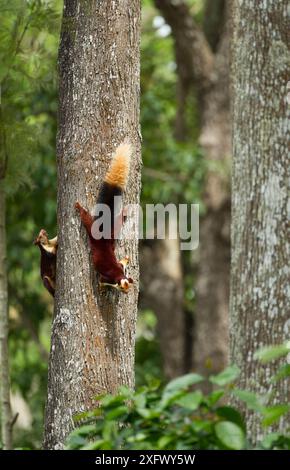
xmin=154 ymin=0 xmax=231 ymax=379
xmin=43 ymin=0 xmax=141 ymax=449
xmin=0 ymin=185 xmax=13 ymax=450
xmin=231 ymin=0 xmax=289 ymax=442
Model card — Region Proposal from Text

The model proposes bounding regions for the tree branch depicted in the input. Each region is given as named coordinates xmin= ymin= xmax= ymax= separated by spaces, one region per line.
xmin=203 ymin=0 xmax=226 ymax=52
xmin=154 ymin=0 xmax=214 ymax=94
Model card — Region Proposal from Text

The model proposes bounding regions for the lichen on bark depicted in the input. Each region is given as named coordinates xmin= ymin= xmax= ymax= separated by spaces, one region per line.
xmin=230 ymin=0 xmax=289 ymax=442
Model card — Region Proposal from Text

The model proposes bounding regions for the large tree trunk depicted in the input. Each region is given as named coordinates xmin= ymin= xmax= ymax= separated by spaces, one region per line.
xmin=0 ymin=185 xmax=13 ymax=450
xmin=43 ymin=0 xmax=141 ymax=449
xmin=231 ymin=0 xmax=289 ymax=442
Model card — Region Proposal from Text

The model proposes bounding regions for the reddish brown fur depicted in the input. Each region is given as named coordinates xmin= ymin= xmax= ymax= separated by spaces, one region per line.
xmin=75 ymin=202 xmax=130 ymax=286
xmin=34 ymin=229 xmax=57 ymax=297
xmin=75 ymin=142 xmax=133 ymax=292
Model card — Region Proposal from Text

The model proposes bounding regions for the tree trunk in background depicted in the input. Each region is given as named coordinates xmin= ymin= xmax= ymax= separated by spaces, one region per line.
xmin=231 ymin=0 xmax=289 ymax=442
xmin=43 ymin=0 xmax=141 ymax=449
xmin=154 ymin=0 xmax=231 ymax=381
xmin=194 ymin=23 xmax=231 ymax=380
xmin=140 ymin=237 xmax=185 ymax=379
xmin=203 ymin=0 xmax=225 ymax=52
xmin=0 ymin=185 xmax=13 ymax=449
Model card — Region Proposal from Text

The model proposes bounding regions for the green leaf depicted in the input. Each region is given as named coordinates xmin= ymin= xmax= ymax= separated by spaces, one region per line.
xmin=158 ymin=373 xmax=204 ymax=411
xmin=216 ymin=406 xmax=246 ymax=432
xmin=81 ymin=439 xmax=110 ymax=450
xmin=206 ymin=389 xmax=224 ymax=407
xmin=271 ymin=364 xmax=290 ymax=383
xmin=157 ymin=435 xmax=174 ymax=449
xmin=100 ymin=394 xmax=125 ymax=408
xmin=176 ymin=391 xmax=203 ymax=410
xmin=66 ymin=434 xmax=87 ymax=449
xmin=164 ymin=373 xmax=204 ymax=393
xmin=73 ymin=408 xmax=102 ymax=422
xmin=133 ymin=393 xmax=147 ymax=409
xmin=254 ymin=343 xmax=290 ymax=363
xmin=232 ymin=389 xmax=265 ymax=412
xmin=118 ymin=385 xmax=133 ymax=398
xmin=261 ymin=432 xmax=281 ymax=449
xmin=191 ymin=419 xmax=212 ymax=433
xmin=137 ymin=408 xmax=161 ymax=419
xmin=106 ymin=406 xmax=128 ymax=421
xmin=158 ymin=390 xmax=185 ymax=410
xmin=69 ymin=424 xmax=96 ymax=437
xmin=262 ymin=405 xmax=290 ymax=427
xmin=214 ymin=421 xmax=245 ymax=450
xmin=260 ymin=433 xmax=290 ymax=450
xmin=127 ymin=432 xmax=147 ymax=443
xmin=209 ymin=365 xmax=240 ymax=386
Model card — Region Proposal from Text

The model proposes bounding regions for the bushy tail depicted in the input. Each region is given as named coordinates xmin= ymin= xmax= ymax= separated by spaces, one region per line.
xmin=104 ymin=142 xmax=132 ymax=190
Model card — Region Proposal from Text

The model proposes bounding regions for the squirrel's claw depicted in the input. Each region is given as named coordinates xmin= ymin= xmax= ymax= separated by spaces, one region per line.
xmin=99 ymin=281 xmax=119 ymax=290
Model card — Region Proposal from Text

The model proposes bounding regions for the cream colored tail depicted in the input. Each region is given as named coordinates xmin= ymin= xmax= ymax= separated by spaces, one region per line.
xmin=104 ymin=142 xmax=132 ymax=190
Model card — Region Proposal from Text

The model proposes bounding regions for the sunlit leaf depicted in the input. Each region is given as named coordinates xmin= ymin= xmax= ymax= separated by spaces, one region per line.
xmin=214 ymin=421 xmax=245 ymax=450
xmin=209 ymin=365 xmax=240 ymax=386
xmin=262 ymin=405 xmax=290 ymax=427
xmin=254 ymin=343 xmax=290 ymax=363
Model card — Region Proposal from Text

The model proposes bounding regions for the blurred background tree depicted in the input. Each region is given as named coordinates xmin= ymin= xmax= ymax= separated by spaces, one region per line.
xmin=0 ymin=0 xmax=60 ymax=448
xmin=0 ymin=0 xmax=230 ymax=449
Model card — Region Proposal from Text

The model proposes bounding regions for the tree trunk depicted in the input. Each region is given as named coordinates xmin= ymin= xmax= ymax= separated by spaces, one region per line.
xmin=194 ymin=22 xmax=231 ymax=380
xmin=0 ymin=185 xmax=13 ymax=450
xmin=154 ymin=0 xmax=231 ymax=380
xmin=140 ymin=237 xmax=185 ymax=379
xmin=43 ymin=0 xmax=141 ymax=449
xmin=231 ymin=0 xmax=289 ymax=442
xmin=203 ymin=0 xmax=225 ymax=52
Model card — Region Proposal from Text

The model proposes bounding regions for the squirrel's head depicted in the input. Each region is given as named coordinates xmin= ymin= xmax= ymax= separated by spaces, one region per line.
xmin=117 ymin=277 xmax=134 ymax=293
xmin=33 ymin=229 xmax=49 ymax=246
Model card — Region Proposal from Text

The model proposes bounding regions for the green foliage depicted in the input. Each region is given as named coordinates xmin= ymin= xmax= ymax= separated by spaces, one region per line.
xmin=0 ymin=0 xmax=61 ymax=449
xmin=66 ymin=371 xmax=243 ymax=451
xmin=2 ymin=0 xmax=288 ymax=452
xmin=66 ymin=348 xmax=290 ymax=451
xmin=141 ymin=2 xmax=206 ymax=208
xmin=135 ymin=310 xmax=163 ymax=387
xmin=0 ymin=0 xmax=60 ymax=194
xmin=209 ymin=365 xmax=240 ymax=386
xmin=253 ymin=342 xmax=290 ymax=363
xmin=214 ymin=421 xmax=245 ymax=450
xmin=261 ymin=432 xmax=290 ymax=450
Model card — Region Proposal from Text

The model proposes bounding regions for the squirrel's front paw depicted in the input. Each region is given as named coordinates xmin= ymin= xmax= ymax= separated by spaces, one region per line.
xmin=75 ymin=201 xmax=81 ymax=211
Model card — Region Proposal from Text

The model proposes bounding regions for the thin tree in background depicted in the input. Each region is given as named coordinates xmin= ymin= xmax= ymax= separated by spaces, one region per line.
xmin=0 ymin=1 xmax=47 ymax=447
xmin=154 ymin=0 xmax=230 ymax=380
xmin=0 ymin=116 xmax=13 ymax=450
xmin=140 ymin=236 xmax=185 ymax=380
xmin=43 ymin=0 xmax=141 ymax=449
xmin=231 ymin=0 xmax=289 ymax=441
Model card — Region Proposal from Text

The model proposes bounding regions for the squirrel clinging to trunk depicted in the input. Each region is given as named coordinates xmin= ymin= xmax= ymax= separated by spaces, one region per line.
xmin=75 ymin=142 xmax=134 ymax=293
xmin=34 ymin=229 xmax=58 ymax=296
